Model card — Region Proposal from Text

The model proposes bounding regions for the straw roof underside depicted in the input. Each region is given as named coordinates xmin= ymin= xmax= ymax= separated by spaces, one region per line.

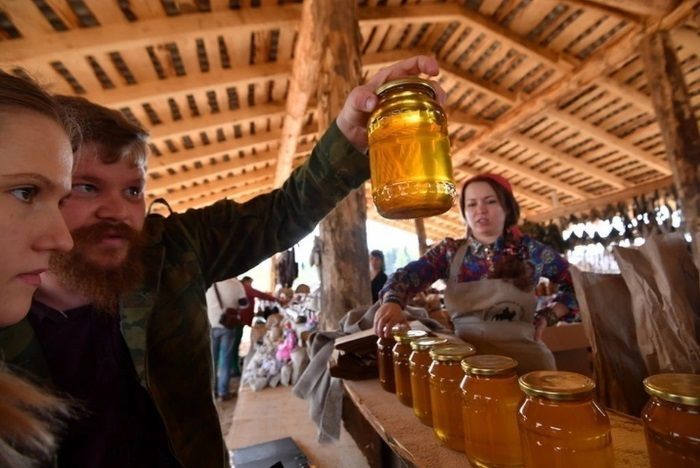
xmin=1 ymin=0 xmax=698 ymax=241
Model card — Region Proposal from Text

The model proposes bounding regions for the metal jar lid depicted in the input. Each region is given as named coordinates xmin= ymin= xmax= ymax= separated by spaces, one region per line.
xmin=429 ymin=343 xmax=476 ymax=362
xmin=643 ymin=373 xmax=700 ymax=407
xmin=393 ymin=329 xmax=428 ymax=343
xmin=461 ymin=355 xmax=518 ymax=376
xmin=375 ymin=77 xmax=437 ymax=100
xmin=410 ymin=336 xmax=448 ymax=351
xmin=519 ymin=371 xmax=595 ymax=401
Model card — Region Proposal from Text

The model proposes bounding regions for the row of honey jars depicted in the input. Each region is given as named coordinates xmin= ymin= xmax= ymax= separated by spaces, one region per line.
xmin=377 ymin=334 xmax=396 ymax=393
xmin=642 ymin=373 xmax=700 ymax=466
xmin=409 ymin=336 xmax=448 ymax=426
xmin=392 ymin=329 xmax=428 ymax=407
xmin=518 ymin=371 xmax=614 ymax=468
xmin=461 ymin=355 xmax=523 ymax=467
xmin=429 ymin=343 xmax=476 ymax=451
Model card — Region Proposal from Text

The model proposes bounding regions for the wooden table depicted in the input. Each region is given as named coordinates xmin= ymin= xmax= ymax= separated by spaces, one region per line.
xmin=343 ymin=379 xmax=650 ymax=468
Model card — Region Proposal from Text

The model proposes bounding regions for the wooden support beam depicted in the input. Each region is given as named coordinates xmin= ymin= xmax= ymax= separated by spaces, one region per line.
xmin=549 ymin=110 xmax=672 ymax=175
xmin=0 ymin=5 xmax=301 ymax=65
xmin=595 ymin=78 xmax=655 ymax=115
xmin=84 ymin=62 xmax=290 ymax=110
xmin=170 ymin=184 xmax=271 ymax=212
xmin=473 ymin=151 xmax=591 ymax=200
xmin=641 ymin=30 xmax=700 ymax=265
xmin=149 ymin=123 xmax=317 ymax=174
xmin=526 ymin=176 xmax=674 ymax=222
xmin=509 ymin=134 xmax=631 ymax=189
xmin=562 ymin=0 xmax=680 ymax=17
xmin=274 ymin=0 xmax=323 ymax=186
xmin=438 ymin=62 xmax=517 ymax=106
xmin=149 ymin=102 xmax=286 ymax=143
xmin=414 ymin=218 xmax=429 ymax=255
xmin=153 ymin=166 xmax=276 ymax=206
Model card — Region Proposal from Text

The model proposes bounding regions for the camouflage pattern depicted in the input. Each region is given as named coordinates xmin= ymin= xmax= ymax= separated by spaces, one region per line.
xmin=0 ymin=122 xmax=369 ymax=468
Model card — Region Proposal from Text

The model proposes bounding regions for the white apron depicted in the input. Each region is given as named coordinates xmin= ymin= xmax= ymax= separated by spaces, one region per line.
xmin=444 ymin=242 xmax=556 ymax=374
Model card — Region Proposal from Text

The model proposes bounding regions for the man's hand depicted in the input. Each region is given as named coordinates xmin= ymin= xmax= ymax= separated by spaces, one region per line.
xmin=374 ymin=302 xmax=408 ymax=338
xmin=336 ymin=55 xmax=446 ymax=153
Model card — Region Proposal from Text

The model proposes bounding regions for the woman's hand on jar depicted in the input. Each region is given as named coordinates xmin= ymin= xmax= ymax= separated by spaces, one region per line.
xmin=374 ymin=302 xmax=408 ymax=338
xmin=336 ymin=55 xmax=446 ymax=153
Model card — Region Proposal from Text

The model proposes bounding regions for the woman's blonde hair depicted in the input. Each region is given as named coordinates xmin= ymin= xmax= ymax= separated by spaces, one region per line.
xmin=0 ymin=369 xmax=69 ymax=467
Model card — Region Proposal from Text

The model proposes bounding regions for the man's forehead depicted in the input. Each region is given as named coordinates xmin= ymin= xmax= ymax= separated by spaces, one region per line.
xmin=74 ymin=145 xmax=144 ymax=181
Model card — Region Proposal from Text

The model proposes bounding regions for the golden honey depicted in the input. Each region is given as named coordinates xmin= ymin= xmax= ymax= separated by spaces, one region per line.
xmin=367 ymin=77 xmax=455 ymax=219
xmin=377 ymin=335 xmax=396 ymax=393
xmin=428 ymin=343 xmax=476 ymax=451
xmin=461 ymin=355 xmax=523 ymax=467
xmin=642 ymin=373 xmax=700 ymax=466
xmin=517 ymin=371 xmax=613 ymax=468
xmin=409 ymin=336 xmax=448 ymax=426
xmin=392 ymin=329 xmax=428 ymax=407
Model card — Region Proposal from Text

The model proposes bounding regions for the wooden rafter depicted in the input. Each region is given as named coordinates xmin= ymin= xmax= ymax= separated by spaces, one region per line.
xmin=160 ymin=168 xmax=276 ymax=206
xmin=171 ymin=184 xmax=271 ymax=212
xmin=562 ymin=0 xmax=680 ymax=18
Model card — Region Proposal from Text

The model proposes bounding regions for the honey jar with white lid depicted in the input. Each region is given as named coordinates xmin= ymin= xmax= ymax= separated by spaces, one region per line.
xmin=461 ymin=355 xmax=523 ymax=467
xmin=409 ymin=336 xmax=448 ymax=426
xmin=642 ymin=373 xmax=700 ymax=466
xmin=428 ymin=343 xmax=476 ymax=451
xmin=367 ymin=77 xmax=455 ymax=219
xmin=517 ymin=371 xmax=613 ymax=468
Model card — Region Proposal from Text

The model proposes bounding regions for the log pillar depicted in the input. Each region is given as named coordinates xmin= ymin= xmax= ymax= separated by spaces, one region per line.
xmin=414 ymin=218 xmax=429 ymax=256
xmin=317 ymin=0 xmax=371 ymax=330
xmin=640 ymin=30 xmax=700 ymax=270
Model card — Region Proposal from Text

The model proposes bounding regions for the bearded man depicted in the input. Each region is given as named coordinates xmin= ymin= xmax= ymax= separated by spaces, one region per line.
xmin=0 ymin=56 xmax=444 ymax=468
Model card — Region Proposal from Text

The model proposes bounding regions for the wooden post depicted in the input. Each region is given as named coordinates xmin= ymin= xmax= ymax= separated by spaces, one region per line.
xmin=317 ymin=0 xmax=371 ymax=330
xmin=414 ymin=218 xmax=429 ymax=256
xmin=640 ymin=30 xmax=700 ymax=270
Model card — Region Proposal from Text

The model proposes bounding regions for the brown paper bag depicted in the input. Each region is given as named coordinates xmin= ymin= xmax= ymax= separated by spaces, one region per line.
xmin=614 ymin=234 xmax=700 ymax=374
xmin=570 ymin=267 xmax=648 ymax=416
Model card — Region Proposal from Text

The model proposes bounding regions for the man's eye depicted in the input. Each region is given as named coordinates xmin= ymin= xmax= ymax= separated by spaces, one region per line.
xmin=10 ymin=186 xmax=37 ymax=203
xmin=126 ymin=187 xmax=143 ymax=198
xmin=73 ymin=184 xmax=97 ymax=194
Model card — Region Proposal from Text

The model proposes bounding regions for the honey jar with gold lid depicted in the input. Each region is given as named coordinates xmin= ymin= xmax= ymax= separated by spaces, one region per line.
xmin=428 ymin=343 xmax=476 ymax=452
xmin=367 ymin=77 xmax=455 ymax=219
xmin=517 ymin=371 xmax=613 ymax=468
xmin=642 ymin=373 xmax=700 ymax=466
xmin=392 ymin=329 xmax=428 ymax=407
xmin=409 ymin=336 xmax=448 ymax=426
xmin=460 ymin=355 xmax=523 ymax=467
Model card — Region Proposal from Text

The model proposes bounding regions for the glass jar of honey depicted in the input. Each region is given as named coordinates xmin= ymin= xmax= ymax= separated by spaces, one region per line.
xmin=642 ymin=373 xmax=700 ymax=466
xmin=367 ymin=77 xmax=455 ymax=219
xmin=393 ymin=329 xmax=428 ymax=407
xmin=461 ymin=355 xmax=523 ymax=467
xmin=428 ymin=343 xmax=476 ymax=451
xmin=517 ymin=371 xmax=613 ymax=468
xmin=409 ymin=336 xmax=448 ymax=426
xmin=377 ymin=335 xmax=397 ymax=393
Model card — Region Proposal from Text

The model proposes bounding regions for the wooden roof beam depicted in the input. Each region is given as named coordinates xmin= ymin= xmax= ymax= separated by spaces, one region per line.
xmin=561 ymin=0 xmax=680 ymax=18
xmin=171 ymin=183 xmax=272 ymax=212
xmin=526 ymin=176 xmax=674 ymax=222
xmin=595 ymin=78 xmax=656 ymax=114
xmin=274 ymin=0 xmax=323 ymax=187
xmin=148 ymin=123 xmax=317 ymax=174
xmin=148 ymin=140 xmax=315 ymax=194
xmin=149 ymin=102 xmax=287 ymax=144
xmin=548 ymin=110 xmax=672 ymax=175
xmin=474 ymin=150 xmax=591 ymax=200
xmin=0 ymin=5 xmax=301 ymax=65
xmin=84 ymin=62 xmax=290 ymax=110
xmin=508 ymin=134 xmax=631 ymax=189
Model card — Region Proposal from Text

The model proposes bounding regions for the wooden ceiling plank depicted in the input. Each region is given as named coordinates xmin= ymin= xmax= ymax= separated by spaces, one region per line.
xmin=509 ymin=133 xmax=630 ymax=188
xmin=0 ymin=5 xmax=302 ymax=65
xmin=83 ymin=61 xmax=290 ymax=109
xmin=173 ymin=181 xmax=273 ymax=211
xmin=561 ymin=0 xmax=680 ymax=18
xmin=549 ymin=110 xmax=671 ymax=175
xmin=0 ymin=0 xmax=54 ymax=36
xmin=149 ymin=101 xmax=286 ymax=142
xmin=82 ymin=0 xmax=128 ymax=25
xmin=439 ymin=61 xmax=517 ymax=105
xmin=43 ymin=0 xmax=81 ymax=29
xmin=526 ymin=175 xmax=674 ymax=221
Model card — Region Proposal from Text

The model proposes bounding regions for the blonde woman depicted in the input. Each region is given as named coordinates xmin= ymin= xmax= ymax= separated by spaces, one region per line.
xmin=0 ymin=71 xmax=76 ymax=467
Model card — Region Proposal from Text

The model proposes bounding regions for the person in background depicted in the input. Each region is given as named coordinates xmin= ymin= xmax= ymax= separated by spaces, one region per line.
xmin=1 ymin=55 xmax=446 ymax=467
xmin=0 ymin=72 xmax=75 ymax=467
xmin=374 ymin=173 xmax=578 ymax=374
xmin=370 ymin=249 xmax=388 ymax=303
xmin=206 ymin=277 xmax=248 ymax=400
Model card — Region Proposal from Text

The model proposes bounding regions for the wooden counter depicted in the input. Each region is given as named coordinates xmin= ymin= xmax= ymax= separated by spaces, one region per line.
xmin=343 ymin=379 xmax=649 ymax=468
